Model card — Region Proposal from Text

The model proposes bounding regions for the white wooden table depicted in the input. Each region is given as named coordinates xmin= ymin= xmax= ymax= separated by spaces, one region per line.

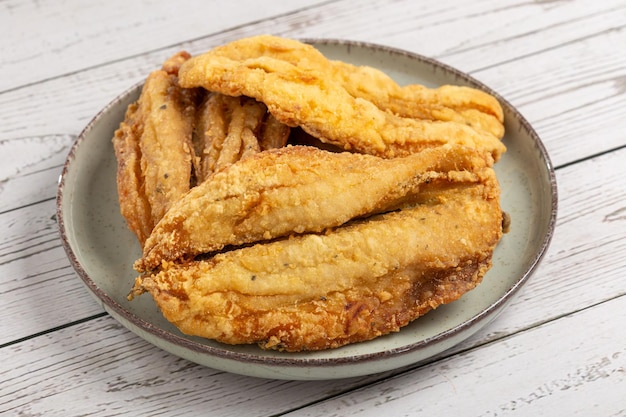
xmin=2 ymin=1 xmax=625 ymax=415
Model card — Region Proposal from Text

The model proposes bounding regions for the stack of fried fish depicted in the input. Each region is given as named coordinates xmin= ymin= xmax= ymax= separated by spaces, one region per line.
xmin=113 ymin=35 xmax=507 ymax=352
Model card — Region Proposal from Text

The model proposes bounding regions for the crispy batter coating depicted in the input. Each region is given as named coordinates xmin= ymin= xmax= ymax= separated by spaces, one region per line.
xmin=112 ymin=101 xmax=152 ymax=244
xmin=178 ymin=35 xmax=506 ymax=160
xmin=117 ymin=38 xmax=509 ymax=351
xmin=130 ymin=168 xmax=503 ymax=351
xmin=138 ymin=71 xmax=197 ymax=226
xmin=113 ymin=51 xmax=198 ymax=244
xmin=200 ymin=35 xmax=504 ymax=138
xmin=193 ymin=93 xmax=289 ymax=183
xmin=113 ymin=51 xmax=290 ymax=243
xmin=136 ymin=145 xmax=493 ymax=272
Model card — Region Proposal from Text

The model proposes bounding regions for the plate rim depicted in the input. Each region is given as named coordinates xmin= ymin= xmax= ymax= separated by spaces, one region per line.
xmin=56 ymin=38 xmax=558 ymax=375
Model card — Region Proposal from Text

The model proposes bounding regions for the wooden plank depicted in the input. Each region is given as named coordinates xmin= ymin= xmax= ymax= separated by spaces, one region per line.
xmin=2 ymin=292 xmax=623 ymax=416
xmin=476 ymin=26 xmax=626 ymax=166
xmin=1 ymin=0 xmax=624 ymax=414
xmin=0 ymin=199 xmax=104 ymax=345
xmin=0 ymin=315 xmax=382 ymax=416
xmin=1 ymin=0 xmax=624 ymax=168
xmin=280 ymin=295 xmax=626 ymax=416
xmin=438 ymin=1 xmax=626 ymax=72
xmin=0 ymin=0 xmax=330 ymax=91
xmin=0 ymin=134 xmax=75 ymax=213
xmin=4 ymin=0 xmax=617 ymax=90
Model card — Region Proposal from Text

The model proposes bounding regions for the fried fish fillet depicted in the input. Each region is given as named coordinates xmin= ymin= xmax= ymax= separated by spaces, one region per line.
xmin=178 ymin=36 xmax=506 ymax=160
xmin=114 ymin=51 xmax=291 ymax=243
xmin=118 ymin=39 xmax=508 ymax=353
xmin=136 ymin=145 xmax=492 ymax=272
xmin=113 ymin=51 xmax=198 ymax=244
xmin=193 ymin=93 xmax=289 ymax=183
xmin=129 ymin=167 xmax=503 ymax=351
xmin=201 ymin=35 xmax=504 ymax=139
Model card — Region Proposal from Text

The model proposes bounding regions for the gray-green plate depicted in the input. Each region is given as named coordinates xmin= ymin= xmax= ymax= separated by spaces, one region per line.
xmin=57 ymin=39 xmax=557 ymax=380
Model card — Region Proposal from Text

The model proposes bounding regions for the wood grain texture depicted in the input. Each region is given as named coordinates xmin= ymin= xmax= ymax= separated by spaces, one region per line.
xmin=479 ymin=25 xmax=626 ymax=166
xmin=0 ymin=134 xmax=75 ymax=212
xmin=1 ymin=0 xmax=624 ymax=167
xmin=0 ymin=0 xmax=330 ymax=91
xmin=0 ymin=316 xmax=383 ymax=417
xmin=1 ymin=0 xmax=625 ymax=415
xmin=282 ymin=296 xmax=626 ymax=417
xmin=0 ymin=200 xmax=105 ymax=345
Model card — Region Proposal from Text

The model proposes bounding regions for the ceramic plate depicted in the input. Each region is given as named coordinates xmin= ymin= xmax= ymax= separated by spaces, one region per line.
xmin=57 ymin=39 xmax=557 ymax=380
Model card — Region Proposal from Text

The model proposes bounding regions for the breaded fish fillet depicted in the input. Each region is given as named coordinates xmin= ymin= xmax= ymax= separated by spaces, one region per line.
xmin=130 ymin=169 xmax=503 ymax=351
xmin=118 ymin=39 xmax=509 ymax=353
xmin=178 ymin=36 xmax=506 ymax=160
xmin=193 ymin=93 xmax=289 ymax=183
xmin=113 ymin=51 xmax=198 ymax=244
xmin=136 ymin=145 xmax=492 ymax=272
xmin=201 ymin=35 xmax=504 ymax=139
xmin=114 ymin=51 xmax=291 ymax=243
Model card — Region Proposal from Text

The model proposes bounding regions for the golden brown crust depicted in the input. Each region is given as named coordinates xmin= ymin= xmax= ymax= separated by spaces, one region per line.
xmin=135 ymin=145 xmax=493 ymax=273
xmin=178 ymin=35 xmax=506 ymax=161
xmin=113 ymin=51 xmax=290 ymax=244
xmin=194 ymin=35 xmax=504 ymax=137
xmin=118 ymin=37 xmax=508 ymax=351
xmin=193 ymin=93 xmax=288 ymax=183
xmin=112 ymin=52 xmax=198 ymax=244
xmin=112 ymin=102 xmax=153 ymax=244
xmin=131 ymin=168 xmax=502 ymax=351
xmin=138 ymin=70 xmax=197 ymax=226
